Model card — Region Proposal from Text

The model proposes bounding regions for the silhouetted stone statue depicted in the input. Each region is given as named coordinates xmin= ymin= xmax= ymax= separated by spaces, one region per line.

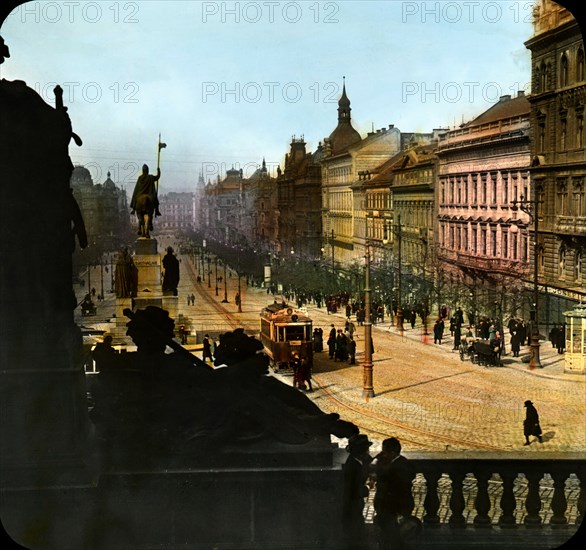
xmin=162 ymin=246 xmax=180 ymax=296
xmin=130 ymin=164 xmax=161 ymax=238
xmin=89 ymin=306 xmax=359 ymax=466
xmin=114 ymin=247 xmax=138 ymax=298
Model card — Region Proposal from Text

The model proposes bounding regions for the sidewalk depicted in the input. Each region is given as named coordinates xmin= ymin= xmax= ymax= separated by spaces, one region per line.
xmin=316 ymin=306 xmax=582 ymax=383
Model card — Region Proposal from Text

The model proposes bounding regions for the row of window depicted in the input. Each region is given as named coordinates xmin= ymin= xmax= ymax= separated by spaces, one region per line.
xmin=537 ymin=109 xmax=584 ymax=153
xmin=439 ymin=171 xmax=529 ymax=208
xmin=440 ymin=221 xmax=528 ymax=261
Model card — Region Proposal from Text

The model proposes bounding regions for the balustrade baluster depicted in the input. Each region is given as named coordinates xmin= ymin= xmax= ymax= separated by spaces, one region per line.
xmin=498 ymin=471 xmax=518 ymax=528
xmin=576 ymin=470 xmax=585 ymax=526
xmin=423 ymin=471 xmax=441 ymax=526
xmin=448 ymin=471 xmax=466 ymax=528
xmin=550 ymin=472 xmax=568 ymax=526
xmin=524 ymin=472 xmax=543 ymax=527
xmin=473 ymin=470 xmax=492 ymax=527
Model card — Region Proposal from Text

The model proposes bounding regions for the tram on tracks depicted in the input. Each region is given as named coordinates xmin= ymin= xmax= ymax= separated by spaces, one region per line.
xmin=259 ymin=302 xmax=313 ymax=371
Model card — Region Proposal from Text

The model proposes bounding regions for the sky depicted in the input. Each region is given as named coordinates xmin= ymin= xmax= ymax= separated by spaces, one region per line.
xmin=1 ymin=0 xmax=536 ymax=192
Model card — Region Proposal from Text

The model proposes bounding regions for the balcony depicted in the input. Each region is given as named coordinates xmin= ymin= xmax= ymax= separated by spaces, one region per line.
xmin=455 ymin=252 xmax=527 ymax=276
xmin=556 ymin=216 xmax=586 ymax=236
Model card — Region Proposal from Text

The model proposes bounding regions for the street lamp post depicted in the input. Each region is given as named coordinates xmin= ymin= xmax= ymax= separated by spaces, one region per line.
xmin=363 ymin=217 xmax=374 ymax=399
xmin=207 ymin=255 xmax=211 ymax=289
xmin=222 ymin=261 xmax=229 ymax=303
xmin=512 ymin=193 xmax=542 ymax=369
xmin=100 ymin=259 xmax=104 ymax=299
xmin=110 ymin=254 xmax=114 ymax=293
xmin=237 ymin=248 xmax=243 ymax=313
xmin=215 ymin=256 xmax=219 ymax=296
xmin=330 ymin=229 xmax=335 ymax=286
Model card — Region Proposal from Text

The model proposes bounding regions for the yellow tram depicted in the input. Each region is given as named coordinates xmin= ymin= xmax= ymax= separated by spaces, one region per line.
xmin=259 ymin=303 xmax=313 ymax=371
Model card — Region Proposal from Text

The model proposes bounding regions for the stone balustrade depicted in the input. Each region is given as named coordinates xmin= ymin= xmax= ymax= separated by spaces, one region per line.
xmin=375 ymin=453 xmax=586 ymax=548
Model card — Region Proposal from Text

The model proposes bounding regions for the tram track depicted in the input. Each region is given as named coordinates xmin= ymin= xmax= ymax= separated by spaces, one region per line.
xmin=183 ymin=255 xmax=243 ymax=332
xmin=311 ymin=375 xmax=503 ymax=450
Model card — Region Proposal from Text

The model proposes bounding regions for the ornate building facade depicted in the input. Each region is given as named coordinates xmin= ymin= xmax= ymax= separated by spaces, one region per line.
xmin=320 ymin=82 xmax=402 ymax=273
xmin=525 ymin=0 xmax=586 ymax=322
xmin=276 ymin=137 xmax=323 ymax=260
xmin=436 ymin=92 xmax=532 ymax=320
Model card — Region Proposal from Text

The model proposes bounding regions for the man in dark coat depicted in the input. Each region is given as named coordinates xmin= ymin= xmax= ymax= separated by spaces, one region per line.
xmin=342 ymin=434 xmax=373 ymax=550
xmin=327 ymin=324 xmax=336 ymax=359
xmin=523 ymin=400 xmax=543 ymax=445
xmin=433 ymin=318 xmax=444 ymax=344
xmin=162 ymin=246 xmax=180 ymax=296
xmin=202 ymin=334 xmax=214 ymax=363
xmin=511 ymin=331 xmax=521 ymax=357
xmin=373 ymin=437 xmax=415 ymax=550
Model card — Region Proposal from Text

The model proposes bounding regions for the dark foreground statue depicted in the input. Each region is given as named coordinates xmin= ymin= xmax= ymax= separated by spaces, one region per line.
xmin=90 ymin=306 xmax=359 ymax=466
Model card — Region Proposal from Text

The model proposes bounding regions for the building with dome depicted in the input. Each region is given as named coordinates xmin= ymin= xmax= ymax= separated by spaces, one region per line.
xmin=70 ymin=166 xmax=131 ymax=259
xmin=320 ymin=80 xmax=402 ymax=271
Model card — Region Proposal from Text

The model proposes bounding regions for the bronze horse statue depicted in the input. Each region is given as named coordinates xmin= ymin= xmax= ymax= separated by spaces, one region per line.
xmin=130 ymin=164 xmax=161 ymax=239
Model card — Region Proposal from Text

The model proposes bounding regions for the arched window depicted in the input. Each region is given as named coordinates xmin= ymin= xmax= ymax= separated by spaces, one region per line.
xmin=561 ymin=54 xmax=569 ymax=87
xmin=578 ymin=48 xmax=585 ymax=82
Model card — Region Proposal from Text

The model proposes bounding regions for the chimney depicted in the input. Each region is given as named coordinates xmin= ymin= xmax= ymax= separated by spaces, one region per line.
xmin=499 ymin=94 xmax=512 ymax=102
xmin=517 ymin=90 xmax=525 ymax=97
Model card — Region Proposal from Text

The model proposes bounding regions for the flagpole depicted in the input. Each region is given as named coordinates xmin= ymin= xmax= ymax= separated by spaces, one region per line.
xmin=156 ymin=133 xmax=161 ymax=192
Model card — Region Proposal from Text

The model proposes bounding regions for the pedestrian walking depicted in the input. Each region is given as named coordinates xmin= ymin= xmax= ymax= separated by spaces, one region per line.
xmin=327 ymin=324 xmax=336 ymax=359
xmin=523 ymin=400 xmax=543 ymax=446
xmin=291 ymin=353 xmax=303 ymax=390
xmin=335 ymin=329 xmax=348 ymax=362
xmin=556 ymin=324 xmax=566 ymax=354
xmin=372 ymin=437 xmax=415 ymax=550
xmin=342 ymin=434 xmax=373 ymax=550
xmin=409 ymin=309 xmax=417 ymax=330
xmin=299 ymin=357 xmax=313 ymax=392
xmin=348 ymin=337 xmax=356 ymax=365
xmin=433 ymin=318 xmax=444 ymax=345
xmin=510 ymin=330 xmax=521 ymax=357
xmin=202 ymin=334 xmax=214 ymax=363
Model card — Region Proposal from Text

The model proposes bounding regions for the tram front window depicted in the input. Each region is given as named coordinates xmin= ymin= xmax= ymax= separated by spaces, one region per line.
xmin=285 ymin=326 xmax=305 ymax=341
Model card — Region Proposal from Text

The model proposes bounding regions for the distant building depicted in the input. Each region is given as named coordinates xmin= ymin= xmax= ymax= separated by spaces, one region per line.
xmin=70 ymin=166 xmax=130 ymax=253
xmin=525 ymin=0 xmax=586 ymax=321
xmin=158 ymin=192 xmax=196 ymax=233
xmin=276 ymin=137 xmax=322 ymax=259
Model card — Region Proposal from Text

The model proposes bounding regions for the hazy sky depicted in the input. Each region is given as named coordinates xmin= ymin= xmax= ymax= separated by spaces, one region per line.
xmin=1 ymin=0 xmax=535 ymax=191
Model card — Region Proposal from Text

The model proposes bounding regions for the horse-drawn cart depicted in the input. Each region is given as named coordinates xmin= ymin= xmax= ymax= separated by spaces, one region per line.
xmin=459 ymin=338 xmax=501 ymax=367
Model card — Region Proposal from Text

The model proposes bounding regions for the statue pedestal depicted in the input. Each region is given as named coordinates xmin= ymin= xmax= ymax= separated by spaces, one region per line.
xmin=133 ymin=238 xmax=162 ymax=311
xmin=162 ymin=294 xmax=179 ymax=320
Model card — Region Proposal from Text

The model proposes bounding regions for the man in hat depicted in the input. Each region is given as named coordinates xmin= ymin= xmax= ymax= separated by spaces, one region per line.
xmin=342 ymin=433 xmax=373 ymax=549
xmin=373 ymin=437 xmax=415 ymax=549
xmin=523 ymin=400 xmax=543 ymax=445
xmin=327 ymin=324 xmax=336 ymax=359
